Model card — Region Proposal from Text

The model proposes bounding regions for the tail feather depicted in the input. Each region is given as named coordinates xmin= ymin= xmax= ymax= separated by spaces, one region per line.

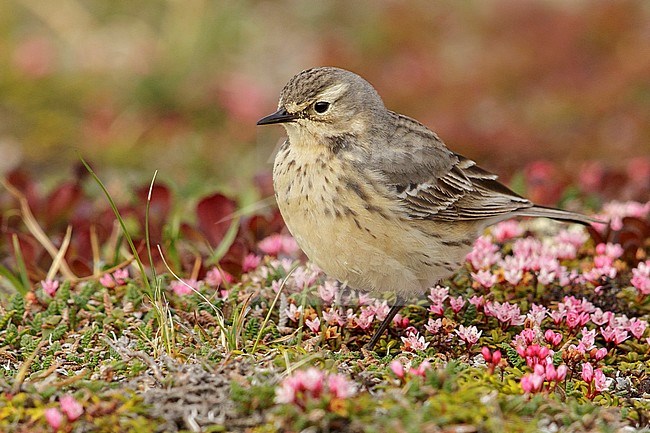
xmin=516 ymin=205 xmax=604 ymax=226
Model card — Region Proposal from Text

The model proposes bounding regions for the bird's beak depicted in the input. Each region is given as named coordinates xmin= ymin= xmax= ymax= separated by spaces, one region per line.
xmin=257 ymin=107 xmax=297 ymax=125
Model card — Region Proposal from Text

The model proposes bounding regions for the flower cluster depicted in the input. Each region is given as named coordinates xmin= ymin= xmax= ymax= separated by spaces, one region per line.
xmin=44 ymin=394 xmax=84 ymax=429
xmin=275 ymin=368 xmax=356 ymax=409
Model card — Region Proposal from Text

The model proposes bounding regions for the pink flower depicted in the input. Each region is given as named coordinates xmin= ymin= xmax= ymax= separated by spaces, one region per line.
xmin=389 ymin=360 xmax=405 ymax=379
xmin=472 ymin=269 xmax=497 ymax=289
xmin=527 ymin=304 xmax=548 ymax=326
xmin=449 ymin=296 xmax=466 ymax=313
xmin=305 ymin=317 xmax=320 ymax=333
xmin=593 ymin=347 xmax=608 ymax=361
xmin=317 ymin=281 xmax=337 ymax=303
xmin=401 ymin=332 xmax=430 ymax=352
xmin=429 ymin=302 xmax=445 ymax=316
xmin=44 ymin=407 xmax=63 ymax=429
xmin=482 ymin=347 xmax=502 ymax=372
xmin=275 ymin=368 xmax=355 ymax=406
xmin=258 ymin=234 xmax=299 ymax=256
xmin=99 ymin=269 xmax=128 ymax=288
xmin=548 ymin=309 xmax=566 ymax=325
xmin=491 ymin=220 xmax=524 ymax=242
xmin=170 ymin=279 xmax=198 ymax=296
xmin=628 ymin=318 xmax=648 ymax=339
xmin=242 ymin=253 xmax=262 ymax=272
xmin=455 ymin=325 xmax=482 ymax=347
xmin=600 ymin=325 xmax=629 ymax=345
xmin=370 ymin=300 xmax=390 ymax=321
xmin=41 ymin=279 xmax=59 ymax=297
xmin=205 ymin=267 xmax=234 ymax=287
xmin=409 ymin=360 xmax=431 ymax=377
xmin=466 ymin=236 xmax=501 ymax=269
xmin=631 ymin=260 xmax=650 ymax=296
xmin=322 ymin=308 xmax=346 ymax=326
xmin=566 ymin=311 xmax=590 ymax=330
xmin=521 ymin=372 xmax=544 ymax=394
xmin=469 ymin=295 xmax=485 ymax=310
xmin=580 ymin=328 xmax=596 ymax=351
xmin=424 ymin=318 xmax=443 ymax=334
xmin=392 ymin=313 xmax=410 ymax=328
xmin=591 ymin=308 xmax=614 ymax=326
xmin=544 ymin=330 xmax=562 ymax=347
xmin=327 ymin=374 xmax=355 ymax=399
xmin=428 ymin=286 xmax=449 ymax=305
xmin=485 ymin=301 xmax=524 ymax=326
xmin=285 ymin=304 xmax=303 ymax=322
xmin=60 ymin=394 xmax=83 ymax=421
xmin=354 ymin=311 xmax=375 ymax=330
xmin=593 ymin=368 xmax=609 ymax=392
xmin=581 ymin=362 xmax=594 ymax=383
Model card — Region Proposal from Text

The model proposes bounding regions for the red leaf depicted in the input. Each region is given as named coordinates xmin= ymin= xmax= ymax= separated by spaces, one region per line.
xmin=196 ymin=193 xmax=237 ymax=247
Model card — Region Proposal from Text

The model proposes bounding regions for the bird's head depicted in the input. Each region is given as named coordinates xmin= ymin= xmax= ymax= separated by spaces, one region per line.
xmin=257 ymin=67 xmax=386 ymax=149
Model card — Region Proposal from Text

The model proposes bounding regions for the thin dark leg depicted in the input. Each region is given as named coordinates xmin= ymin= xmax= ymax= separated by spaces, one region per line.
xmin=365 ymin=296 xmax=404 ymax=351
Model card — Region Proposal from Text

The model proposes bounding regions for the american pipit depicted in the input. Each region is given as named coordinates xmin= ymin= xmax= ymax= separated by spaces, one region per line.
xmin=257 ymin=67 xmax=598 ymax=350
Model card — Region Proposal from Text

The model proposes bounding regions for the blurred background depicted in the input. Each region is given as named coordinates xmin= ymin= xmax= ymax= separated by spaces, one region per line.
xmin=1 ymin=0 xmax=648 ymax=202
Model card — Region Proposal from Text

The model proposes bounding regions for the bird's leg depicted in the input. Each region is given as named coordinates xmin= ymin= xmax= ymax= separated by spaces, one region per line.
xmin=365 ymin=296 xmax=404 ymax=350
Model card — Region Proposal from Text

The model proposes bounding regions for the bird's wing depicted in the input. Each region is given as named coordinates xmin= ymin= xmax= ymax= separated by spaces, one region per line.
xmin=380 ymin=113 xmax=533 ymax=221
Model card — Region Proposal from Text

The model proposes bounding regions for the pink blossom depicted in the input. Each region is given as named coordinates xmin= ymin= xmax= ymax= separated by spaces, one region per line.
xmin=322 ymin=308 xmax=346 ymax=326
xmin=275 ymin=368 xmax=325 ymax=404
xmin=593 ymin=368 xmax=610 ymax=392
xmin=449 ymin=296 xmax=466 ymax=313
xmin=424 ymin=318 xmax=443 ymax=334
xmin=327 ymin=374 xmax=356 ymax=399
xmin=317 ymin=281 xmax=337 ymax=303
xmin=591 ymin=308 xmax=614 ymax=326
xmin=491 ymin=220 xmax=524 ymax=242
xmin=428 ymin=286 xmax=449 ymax=305
xmin=409 ymin=360 xmax=431 ymax=377
xmin=472 ymin=269 xmax=497 ymax=289
xmin=455 ymin=325 xmax=482 ymax=346
xmin=501 ymin=255 xmax=524 ymax=285
xmin=170 ymin=279 xmax=197 ymax=296
xmin=600 ymin=325 xmax=629 ymax=345
xmin=580 ymin=328 xmax=596 ymax=351
xmin=285 ymin=304 xmax=303 ymax=322
xmin=545 ymin=363 xmax=566 ymax=382
xmin=631 ymin=260 xmax=650 ymax=296
xmin=482 ymin=347 xmax=502 ymax=371
xmin=544 ymin=330 xmax=562 ymax=347
xmin=521 ymin=372 xmax=544 ymax=394
xmin=628 ymin=318 xmax=648 ymax=339
xmin=548 ymin=309 xmax=566 ymax=325
xmin=597 ymin=201 xmax=650 ymax=231
xmin=527 ymin=304 xmax=548 ymax=326
xmin=60 ymin=394 xmax=83 ymax=421
xmin=485 ymin=301 xmax=524 ymax=326
xmin=520 ymin=329 xmax=537 ymax=345
xmin=566 ymin=311 xmax=590 ymax=330
xmin=593 ymin=347 xmax=608 ymax=361
xmin=242 ymin=253 xmax=262 ymax=272
xmin=581 ymin=362 xmax=594 ymax=383
xmin=401 ymin=332 xmax=430 ymax=352
xmin=100 ymin=269 xmax=128 ymax=288
xmin=429 ymin=302 xmax=445 ymax=316
xmin=392 ymin=313 xmax=410 ymax=328
xmin=305 ymin=317 xmax=320 ymax=333
xmin=466 ymin=236 xmax=501 ymax=269
xmin=389 ymin=360 xmax=405 ymax=379
xmin=41 ymin=279 xmax=59 ymax=297
xmin=370 ymin=300 xmax=390 ymax=321
xmin=44 ymin=407 xmax=63 ymax=429
xmin=259 ymin=234 xmax=299 ymax=256
xmin=205 ymin=267 xmax=234 ymax=287
xmin=522 ymin=345 xmax=551 ymax=368
xmin=469 ymin=295 xmax=486 ymax=310
xmin=354 ymin=311 xmax=375 ymax=330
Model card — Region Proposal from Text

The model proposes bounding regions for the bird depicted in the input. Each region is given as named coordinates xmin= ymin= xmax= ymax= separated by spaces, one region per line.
xmin=257 ymin=66 xmax=598 ymax=350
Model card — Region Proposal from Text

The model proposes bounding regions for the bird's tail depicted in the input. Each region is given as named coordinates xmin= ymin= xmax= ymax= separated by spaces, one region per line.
xmin=516 ymin=205 xmax=605 ymax=226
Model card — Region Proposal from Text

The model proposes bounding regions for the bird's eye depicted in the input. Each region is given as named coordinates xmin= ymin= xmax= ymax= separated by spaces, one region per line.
xmin=313 ymin=101 xmax=330 ymax=114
